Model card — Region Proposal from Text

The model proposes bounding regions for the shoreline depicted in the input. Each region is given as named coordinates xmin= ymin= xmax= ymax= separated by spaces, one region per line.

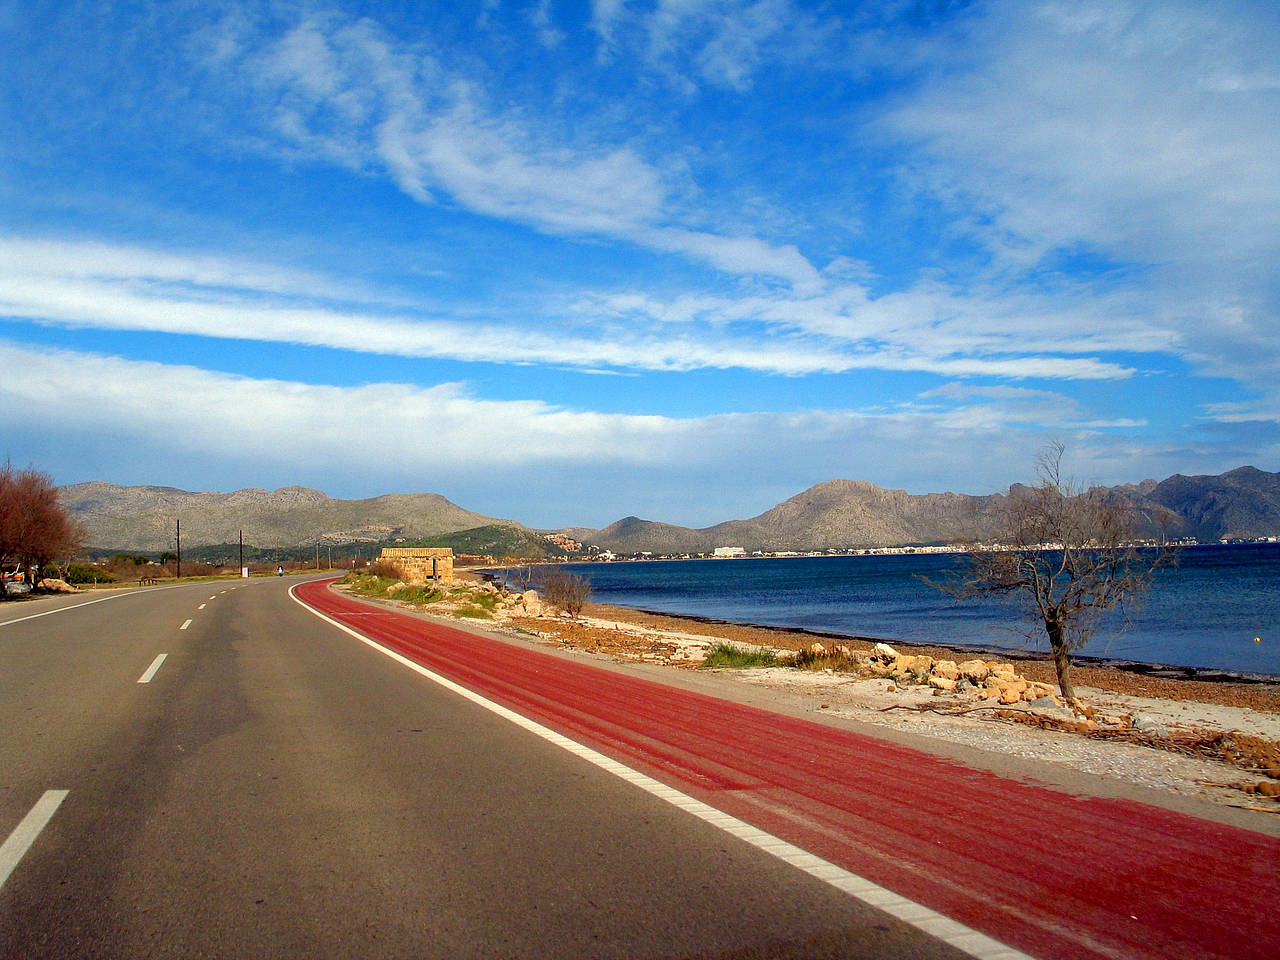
xmin=578 ymin=599 xmax=1280 ymax=714
xmin=604 ymin=603 xmax=1280 ymax=685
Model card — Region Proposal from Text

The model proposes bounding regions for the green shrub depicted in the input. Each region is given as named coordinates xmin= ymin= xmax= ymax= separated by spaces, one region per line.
xmin=345 ymin=573 xmax=399 ymax=597
xmin=453 ymin=604 xmax=492 ymax=619
xmin=701 ymin=642 xmax=779 ymax=669
xmin=65 ymin=563 xmax=116 ymax=585
xmin=400 ymin=586 xmax=445 ymax=605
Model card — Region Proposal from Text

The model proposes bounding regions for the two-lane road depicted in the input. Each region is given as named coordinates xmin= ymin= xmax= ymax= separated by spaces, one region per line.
xmin=2 ymin=577 xmax=976 ymax=958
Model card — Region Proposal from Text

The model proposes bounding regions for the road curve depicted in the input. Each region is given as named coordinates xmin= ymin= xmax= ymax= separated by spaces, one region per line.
xmin=294 ymin=577 xmax=1280 ymax=960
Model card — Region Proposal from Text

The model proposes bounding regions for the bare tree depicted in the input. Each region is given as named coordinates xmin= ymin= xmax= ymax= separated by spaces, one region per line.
xmin=539 ymin=569 xmax=592 ymax=619
xmin=929 ymin=442 xmax=1177 ymax=708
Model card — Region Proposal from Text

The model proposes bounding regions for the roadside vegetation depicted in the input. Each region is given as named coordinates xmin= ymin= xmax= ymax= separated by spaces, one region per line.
xmin=1 ymin=462 xmax=81 ymax=595
xmin=700 ymin=642 xmax=780 ymax=669
xmin=340 ymin=565 xmax=505 ymax=620
xmin=537 ymin=569 xmax=592 ymax=619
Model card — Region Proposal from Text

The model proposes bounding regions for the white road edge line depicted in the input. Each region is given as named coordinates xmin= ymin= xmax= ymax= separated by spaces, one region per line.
xmin=0 ymin=591 xmax=145 ymax=630
xmin=179 ymin=619 xmax=192 ymax=630
xmin=0 ymin=791 xmax=69 ymax=892
xmin=289 ymin=585 xmax=1034 ymax=960
xmin=138 ymin=653 xmax=168 ymax=684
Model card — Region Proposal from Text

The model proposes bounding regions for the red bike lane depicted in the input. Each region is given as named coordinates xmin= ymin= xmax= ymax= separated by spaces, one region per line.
xmin=294 ymin=578 xmax=1280 ymax=960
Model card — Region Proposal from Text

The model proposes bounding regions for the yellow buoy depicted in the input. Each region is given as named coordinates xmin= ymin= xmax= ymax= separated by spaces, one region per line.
xmin=1255 ymin=637 xmax=1262 ymax=643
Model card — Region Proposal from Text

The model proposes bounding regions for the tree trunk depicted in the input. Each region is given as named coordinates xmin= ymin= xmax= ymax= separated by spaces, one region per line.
xmin=1046 ymin=618 xmax=1080 ymax=711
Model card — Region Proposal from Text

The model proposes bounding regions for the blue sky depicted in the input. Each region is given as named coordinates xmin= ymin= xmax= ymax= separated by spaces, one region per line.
xmin=2 ymin=1 xmax=1278 ymax=529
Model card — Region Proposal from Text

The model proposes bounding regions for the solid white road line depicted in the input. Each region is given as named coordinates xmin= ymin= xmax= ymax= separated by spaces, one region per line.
xmin=0 ymin=791 xmax=69 ymax=892
xmin=138 ymin=653 xmax=168 ymax=684
xmin=179 ymin=619 xmax=192 ymax=630
xmin=0 ymin=592 xmax=142 ymax=631
xmin=289 ymin=585 xmax=1034 ymax=960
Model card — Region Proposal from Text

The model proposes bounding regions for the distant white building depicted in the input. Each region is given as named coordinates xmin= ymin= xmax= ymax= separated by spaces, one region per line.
xmin=713 ymin=546 xmax=747 ymax=557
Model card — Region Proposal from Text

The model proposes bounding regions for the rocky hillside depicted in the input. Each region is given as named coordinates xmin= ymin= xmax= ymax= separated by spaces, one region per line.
xmin=570 ymin=467 xmax=1280 ymax=553
xmin=59 ymin=482 xmax=517 ymax=553
xmin=1144 ymin=466 xmax=1280 ymax=541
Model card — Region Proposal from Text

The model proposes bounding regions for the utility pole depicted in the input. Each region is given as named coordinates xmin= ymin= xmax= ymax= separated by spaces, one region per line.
xmin=176 ymin=519 xmax=181 ymax=579
xmin=239 ymin=529 xmax=245 ymax=578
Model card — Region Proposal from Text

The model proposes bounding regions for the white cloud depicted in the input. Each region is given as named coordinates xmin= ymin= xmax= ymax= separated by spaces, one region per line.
xmin=530 ymin=0 xmax=566 ymax=49
xmin=878 ymin=0 xmax=1280 ymax=391
xmin=1 ymin=235 xmax=1148 ymax=382
xmin=210 ymin=7 xmax=825 ymax=290
xmin=2 ymin=338 xmax=1261 ymax=526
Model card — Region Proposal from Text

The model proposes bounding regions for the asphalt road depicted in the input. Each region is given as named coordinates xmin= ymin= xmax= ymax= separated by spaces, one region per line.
xmin=2 ymin=576 xmax=978 ymax=959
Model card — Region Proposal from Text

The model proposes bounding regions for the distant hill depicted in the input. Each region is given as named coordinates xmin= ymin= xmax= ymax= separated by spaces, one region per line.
xmin=60 ymin=466 xmax=1280 ymax=556
xmin=1136 ymin=466 xmax=1280 ymax=540
xmin=569 ymin=467 xmax=1280 ymax=554
xmin=59 ymin=482 xmax=517 ymax=553
xmin=400 ymin=525 xmax=568 ymax=560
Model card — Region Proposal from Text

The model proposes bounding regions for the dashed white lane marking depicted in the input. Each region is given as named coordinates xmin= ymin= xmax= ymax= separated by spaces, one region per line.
xmin=289 ymin=585 xmax=1034 ymax=960
xmin=0 ymin=791 xmax=69 ymax=892
xmin=198 ymin=604 xmax=206 ymax=610
xmin=179 ymin=619 xmax=192 ymax=631
xmin=138 ymin=653 xmax=168 ymax=684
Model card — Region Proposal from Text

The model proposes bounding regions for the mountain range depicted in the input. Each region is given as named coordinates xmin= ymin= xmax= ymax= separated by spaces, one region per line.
xmin=57 ymin=482 xmax=511 ymax=554
xmin=59 ymin=466 xmax=1280 ymax=555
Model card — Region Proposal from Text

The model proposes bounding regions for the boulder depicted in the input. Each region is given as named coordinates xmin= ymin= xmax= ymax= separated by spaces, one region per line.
xmin=928 ymin=676 xmax=957 ymax=692
xmin=892 ymin=655 xmax=934 ymax=677
xmin=807 ymin=642 xmax=827 ymax=656
xmin=989 ymin=662 xmax=1017 ymax=680
xmin=518 ymin=590 xmax=544 ymax=616
xmin=37 ymin=578 xmax=77 ymax=593
xmin=873 ymin=642 xmax=899 ymax=661
xmin=931 ymin=660 xmax=960 ymax=681
xmin=957 ymin=660 xmax=990 ymax=683
xmin=1132 ymin=713 xmax=1167 ymax=737
xmin=993 ymin=678 xmax=1029 ymax=704
xmin=833 ymin=644 xmax=855 ymax=659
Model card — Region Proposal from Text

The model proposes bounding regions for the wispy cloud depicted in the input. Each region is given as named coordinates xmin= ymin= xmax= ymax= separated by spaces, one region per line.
xmin=878 ymin=0 xmax=1280 ymax=392
xmin=1 ymin=235 xmax=1145 ymax=381
xmin=203 ymin=10 xmax=821 ymax=290
xmin=0 ymin=338 xmax=1179 ymax=526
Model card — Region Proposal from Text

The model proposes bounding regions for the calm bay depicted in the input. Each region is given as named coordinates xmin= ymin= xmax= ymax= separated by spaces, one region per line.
xmin=558 ymin=543 xmax=1280 ymax=677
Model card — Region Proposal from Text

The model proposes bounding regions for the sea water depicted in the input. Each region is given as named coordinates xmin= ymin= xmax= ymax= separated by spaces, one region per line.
xmin=554 ymin=543 xmax=1280 ymax=677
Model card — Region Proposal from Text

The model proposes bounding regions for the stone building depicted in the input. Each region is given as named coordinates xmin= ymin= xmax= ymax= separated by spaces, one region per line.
xmin=378 ymin=547 xmax=454 ymax=584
